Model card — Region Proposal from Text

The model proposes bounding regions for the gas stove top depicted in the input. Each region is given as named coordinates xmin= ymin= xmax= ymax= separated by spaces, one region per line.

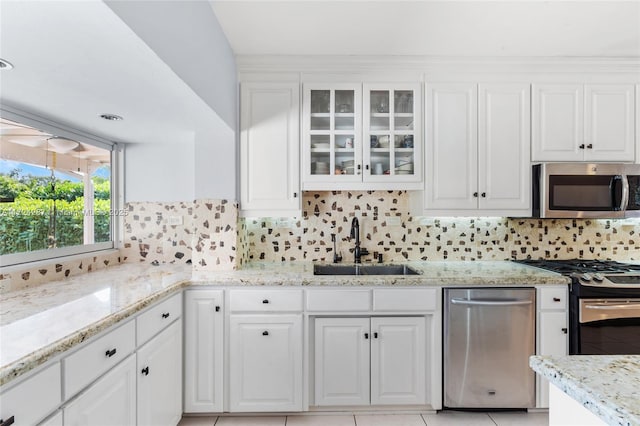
xmin=515 ymin=259 xmax=640 ymax=289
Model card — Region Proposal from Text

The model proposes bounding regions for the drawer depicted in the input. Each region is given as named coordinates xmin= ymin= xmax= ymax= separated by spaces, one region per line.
xmin=0 ymin=362 xmax=61 ymax=426
xmin=63 ymin=320 xmax=136 ymax=399
xmin=229 ymin=289 xmax=303 ymax=312
xmin=306 ymin=289 xmax=371 ymax=312
xmin=373 ymin=288 xmax=438 ymax=311
xmin=137 ymin=292 xmax=182 ymax=346
xmin=539 ymin=286 xmax=568 ymax=310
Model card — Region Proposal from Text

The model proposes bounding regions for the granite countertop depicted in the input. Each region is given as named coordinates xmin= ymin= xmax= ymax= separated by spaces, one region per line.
xmin=530 ymin=355 xmax=640 ymax=426
xmin=0 ymin=260 xmax=568 ymax=387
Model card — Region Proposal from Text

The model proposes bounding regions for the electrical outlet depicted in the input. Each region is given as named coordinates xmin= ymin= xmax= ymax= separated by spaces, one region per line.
xmin=168 ymin=216 xmax=183 ymax=226
xmin=386 ymin=216 xmax=402 ymax=226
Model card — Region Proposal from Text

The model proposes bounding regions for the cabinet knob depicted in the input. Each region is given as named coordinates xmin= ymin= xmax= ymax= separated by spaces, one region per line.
xmin=365 ymin=164 xmax=370 ymax=170
xmin=473 ymin=192 xmax=478 ymax=198
xmin=215 ymin=306 xmax=221 ymax=312
xmin=105 ymin=348 xmax=117 ymax=358
xmin=553 ymin=297 xmax=561 ymax=302
xmin=481 ymin=192 xmax=486 ymax=198
xmin=586 ymin=144 xmax=593 ymax=149
xmin=262 ymin=299 xmax=269 ymax=304
xmin=141 ymin=366 xmax=150 ymax=376
xmin=374 ymin=332 xmax=379 ymax=339
xmin=364 ymin=333 xmax=369 ymax=339
xmin=161 ymin=312 xmax=170 ymax=319
xmin=293 ymin=192 xmax=298 ymax=198
xmin=262 ymin=331 xmax=269 ymax=336
xmin=579 ymin=144 xmax=585 ymax=149
xmin=0 ymin=416 xmax=15 ymax=426
xmin=561 ymin=328 xmax=568 ymax=334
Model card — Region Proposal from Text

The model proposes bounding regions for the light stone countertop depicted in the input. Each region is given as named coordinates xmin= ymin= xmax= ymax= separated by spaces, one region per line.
xmin=530 ymin=355 xmax=640 ymax=426
xmin=0 ymin=260 xmax=568 ymax=387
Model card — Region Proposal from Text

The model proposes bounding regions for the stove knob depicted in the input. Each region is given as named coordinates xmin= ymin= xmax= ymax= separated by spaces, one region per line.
xmin=580 ymin=273 xmax=593 ymax=282
xmin=592 ymin=273 xmax=605 ymax=282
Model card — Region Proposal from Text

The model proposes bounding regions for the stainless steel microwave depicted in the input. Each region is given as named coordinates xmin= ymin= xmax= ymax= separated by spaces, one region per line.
xmin=532 ymin=163 xmax=640 ymax=218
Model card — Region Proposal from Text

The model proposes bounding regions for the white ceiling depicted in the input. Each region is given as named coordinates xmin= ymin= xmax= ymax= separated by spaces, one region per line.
xmin=211 ymin=0 xmax=640 ymax=57
xmin=0 ymin=1 xmax=219 ymax=145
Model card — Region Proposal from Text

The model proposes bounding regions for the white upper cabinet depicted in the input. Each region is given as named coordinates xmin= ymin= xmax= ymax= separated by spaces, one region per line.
xmin=302 ymin=83 xmax=422 ymax=190
xmin=240 ymin=82 xmax=300 ymax=217
xmin=532 ymin=83 xmax=635 ymax=162
xmin=424 ymin=82 xmax=531 ymax=215
xmin=363 ymin=84 xmax=422 ymax=185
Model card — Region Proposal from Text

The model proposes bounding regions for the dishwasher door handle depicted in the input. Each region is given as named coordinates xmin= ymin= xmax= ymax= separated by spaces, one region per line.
xmin=450 ymin=298 xmax=533 ymax=307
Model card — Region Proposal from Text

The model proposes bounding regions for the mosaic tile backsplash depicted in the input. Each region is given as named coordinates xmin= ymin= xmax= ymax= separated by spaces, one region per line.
xmin=243 ymin=191 xmax=640 ymax=262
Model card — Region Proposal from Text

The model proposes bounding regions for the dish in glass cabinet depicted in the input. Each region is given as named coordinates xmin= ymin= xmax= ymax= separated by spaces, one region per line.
xmin=312 ymin=142 xmax=330 ymax=149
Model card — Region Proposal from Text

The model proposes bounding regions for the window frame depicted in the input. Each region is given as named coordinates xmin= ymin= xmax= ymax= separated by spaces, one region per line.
xmin=0 ymin=106 xmax=122 ymax=267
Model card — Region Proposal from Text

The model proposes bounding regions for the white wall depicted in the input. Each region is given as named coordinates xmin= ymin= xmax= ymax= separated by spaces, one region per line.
xmin=194 ymin=118 xmax=236 ymax=201
xmin=105 ymin=0 xmax=237 ymax=129
xmin=125 ymin=141 xmax=195 ymax=202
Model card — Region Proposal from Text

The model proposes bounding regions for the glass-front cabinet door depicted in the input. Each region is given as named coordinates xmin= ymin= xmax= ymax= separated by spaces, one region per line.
xmin=303 ymin=84 xmax=362 ymax=187
xmin=363 ymin=83 xmax=421 ymax=183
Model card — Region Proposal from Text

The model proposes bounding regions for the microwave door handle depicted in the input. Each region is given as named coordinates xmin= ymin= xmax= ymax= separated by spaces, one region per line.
xmin=610 ymin=175 xmax=627 ymax=211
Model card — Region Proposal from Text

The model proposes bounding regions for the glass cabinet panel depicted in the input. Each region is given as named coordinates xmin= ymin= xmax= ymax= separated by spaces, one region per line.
xmin=305 ymin=85 xmax=361 ymax=183
xmin=364 ymin=84 xmax=420 ymax=182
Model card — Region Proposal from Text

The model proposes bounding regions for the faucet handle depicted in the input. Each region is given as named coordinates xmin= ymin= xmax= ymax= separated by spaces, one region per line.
xmin=334 ymin=251 xmax=343 ymax=263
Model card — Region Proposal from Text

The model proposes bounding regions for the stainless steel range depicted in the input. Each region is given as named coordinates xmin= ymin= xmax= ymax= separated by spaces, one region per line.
xmin=515 ymin=259 xmax=640 ymax=355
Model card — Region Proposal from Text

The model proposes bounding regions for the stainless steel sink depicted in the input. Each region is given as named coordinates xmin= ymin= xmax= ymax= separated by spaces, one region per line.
xmin=313 ymin=264 xmax=420 ymax=276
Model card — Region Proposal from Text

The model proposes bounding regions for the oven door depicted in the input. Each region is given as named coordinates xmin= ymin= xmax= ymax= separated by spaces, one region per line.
xmin=578 ymin=298 xmax=640 ymax=354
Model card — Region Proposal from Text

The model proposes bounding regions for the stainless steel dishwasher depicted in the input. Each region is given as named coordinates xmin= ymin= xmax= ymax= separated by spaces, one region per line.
xmin=444 ymin=288 xmax=536 ymax=409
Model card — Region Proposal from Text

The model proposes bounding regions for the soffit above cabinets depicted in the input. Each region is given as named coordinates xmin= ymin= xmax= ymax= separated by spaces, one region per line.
xmin=210 ymin=0 xmax=640 ymax=58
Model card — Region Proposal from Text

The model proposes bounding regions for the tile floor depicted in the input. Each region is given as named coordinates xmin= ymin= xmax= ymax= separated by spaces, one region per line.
xmin=178 ymin=411 xmax=549 ymax=426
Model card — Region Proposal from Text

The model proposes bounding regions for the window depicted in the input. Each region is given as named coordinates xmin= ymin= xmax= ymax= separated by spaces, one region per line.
xmin=1 ymin=116 xmax=118 ymax=266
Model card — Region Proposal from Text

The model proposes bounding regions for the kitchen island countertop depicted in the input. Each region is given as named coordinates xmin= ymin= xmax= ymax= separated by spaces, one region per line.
xmin=530 ymin=355 xmax=640 ymax=426
xmin=0 ymin=260 xmax=568 ymax=387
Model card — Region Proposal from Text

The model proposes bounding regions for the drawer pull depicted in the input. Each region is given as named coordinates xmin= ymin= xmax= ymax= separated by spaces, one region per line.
xmin=141 ymin=366 xmax=150 ymax=376
xmin=0 ymin=416 xmax=15 ymax=426
xmin=105 ymin=348 xmax=117 ymax=358
xmin=262 ymin=299 xmax=270 ymax=304
xmin=364 ymin=333 xmax=369 ymax=339
xmin=161 ymin=312 xmax=170 ymax=319
xmin=215 ymin=306 xmax=221 ymax=312
xmin=374 ymin=332 xmax=379 ymax=339
xmin=562 ymin=328 xmax=568 ymax=334
xmin=262 ymin=331 xmax=269 ymax=336
xmin=553 ymin=297 xmax=561 ymax=302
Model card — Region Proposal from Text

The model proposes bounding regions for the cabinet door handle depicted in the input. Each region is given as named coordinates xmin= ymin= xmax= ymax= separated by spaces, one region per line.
xmin=365 ymin=164 xmax=370 ymax=170
xmin=473 ymin=192 xmax=478 ymax=198
xmin=374 ymin=332 xmax=379 ymax=339
xmin=141 ymin=366 xmax=149 ymax=376
xmin=586 ymin=144 xmax=593 ymax=149
xmin=215 ymin=306 xmax=221 ymax=312
xmin=262 ymin=331 xmax=269 ymax=336
xmin=262 ymin=299 xmax=269 ymax=304
xmin=161 ymin=312 xmax=170 ymax=319
xmin=364 ymin=333 xmax=369 ymax=339
xmin=481 ymin=192 xmax=486 ymax=198
xmin=553 ymin=297 xmax=561 ymax=302
xmin=105 ymin=348 xmax=117 ymax=358
xmin=579 ymin=144 xmax=585 ymax=149
xmin=561 ymin=328 xmax=568 ymax=334
xmin=0 ymin=416 xmax=15 ymax=426
xmin=293 ymin=192 xmax=298 ymax=198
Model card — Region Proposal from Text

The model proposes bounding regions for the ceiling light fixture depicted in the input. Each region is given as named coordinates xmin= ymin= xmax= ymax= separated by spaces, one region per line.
xmin=47 ymin=137 xmax=79 ymax=153
xmin=100 ymin=114 xmax=123 ymax=121
xmin=0 ymin=58 xmax=13 ymax=70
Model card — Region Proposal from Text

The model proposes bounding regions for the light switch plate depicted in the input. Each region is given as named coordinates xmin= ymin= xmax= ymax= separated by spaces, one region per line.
xmin=168 ymin=216 xmax=183 ymax=226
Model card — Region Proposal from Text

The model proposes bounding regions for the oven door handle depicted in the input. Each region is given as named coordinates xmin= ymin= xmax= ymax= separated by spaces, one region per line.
xmin=585 ymin=303 xmax=640 ymax=310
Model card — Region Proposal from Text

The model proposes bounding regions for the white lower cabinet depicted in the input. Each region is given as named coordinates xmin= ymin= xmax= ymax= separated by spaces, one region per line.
xmin=183 ymin=290 xmax=224 ymax=413
xmin=229 ymin=314 xmax=303 ymax=412
xmin=64 ymin=354 xmax=137 ymax=426
xmin=314 ymin=316 xmax=427 ymax=407
xmin=536 ymin=286 xmax=569 ymax=408
xmin=0 ymin=362 xmax=61 ymax=426
xmin=137 ymin=319 xmax=182 ymax=426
